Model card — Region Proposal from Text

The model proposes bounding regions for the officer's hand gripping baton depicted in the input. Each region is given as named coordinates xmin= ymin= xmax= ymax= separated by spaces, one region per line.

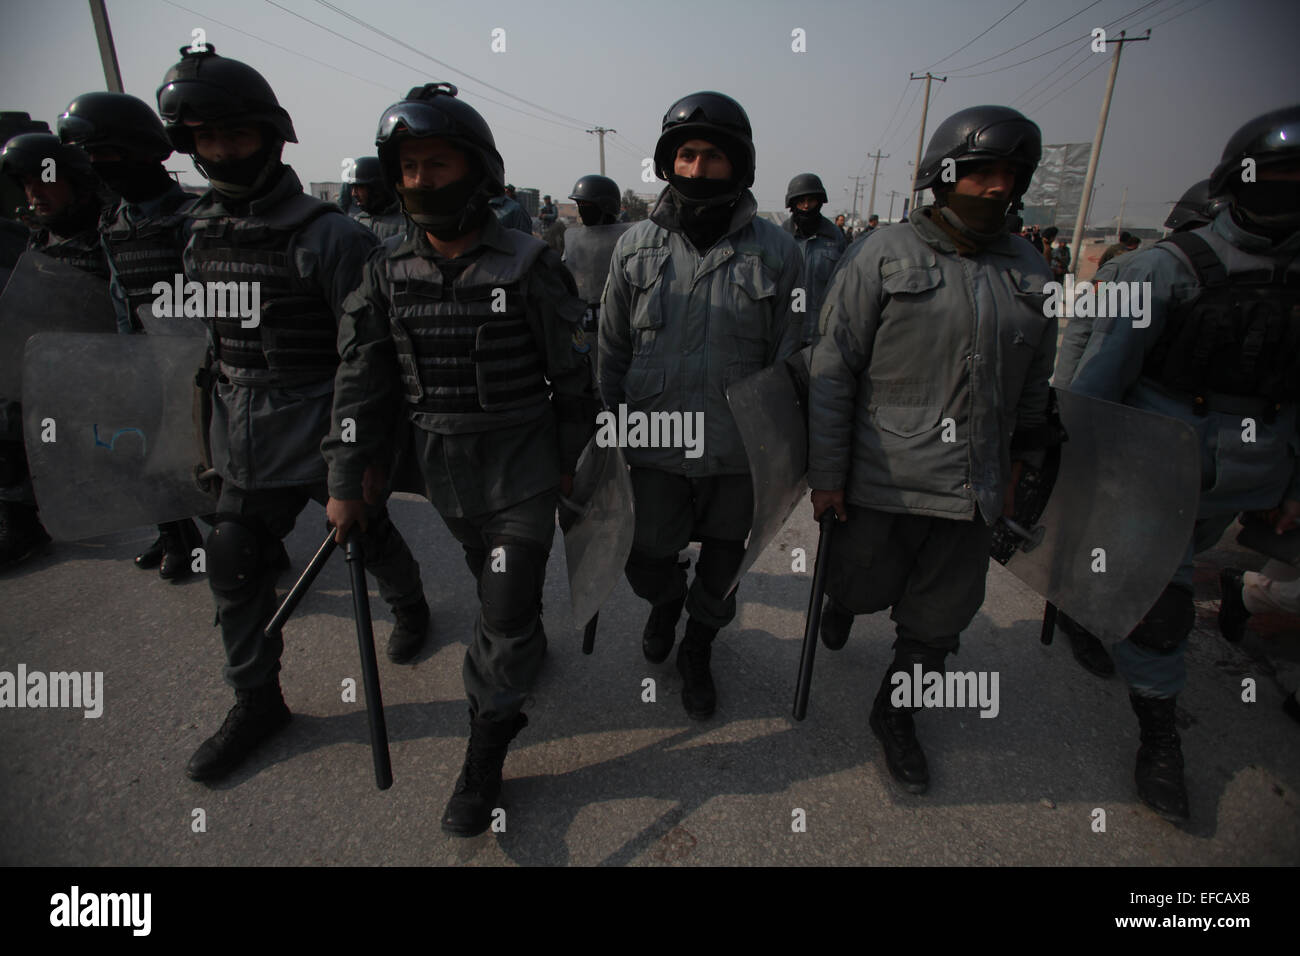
xmin=794 ymin=510 xmax=837 ymax=721
xmin=264 ymin=527 xmax=394 ymax=790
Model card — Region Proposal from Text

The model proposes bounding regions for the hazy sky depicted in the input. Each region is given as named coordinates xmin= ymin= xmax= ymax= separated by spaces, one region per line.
xmin=3 ymin=0 xmax=1297 ymax=227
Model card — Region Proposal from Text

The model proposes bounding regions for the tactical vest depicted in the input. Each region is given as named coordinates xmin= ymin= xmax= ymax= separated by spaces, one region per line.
xmin=30 ymin=227 xmax=108 ymax=278
xmin=1142 ymin=231 xmax=1300 ymax=417
xmin=385 ymin=230 xmax=550 ymax=417
xmin=188 ymin=192 xmax=339 ymax=379
xmin=102 ymin=191 xmax=194 ymax=322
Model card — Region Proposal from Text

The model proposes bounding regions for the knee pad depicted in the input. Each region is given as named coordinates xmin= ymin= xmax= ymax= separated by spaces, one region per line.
xmin=1130 ymin=584 xmax=1194 ymax=654
xmin=206 ymin=514 xmax=268 ymax=595
xmin=479 ymin=542 xmax=546 ymax=633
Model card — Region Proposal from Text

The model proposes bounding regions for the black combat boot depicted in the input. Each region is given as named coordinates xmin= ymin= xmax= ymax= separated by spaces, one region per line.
xmin=642 ymin=593 xmax=686 ymax=663
xmin=442 ymin=711 xmax=528 ymax=837
xmin=186 ymin=679 xmax=291 ymax=782
xmin=0 ymin=503 xmax=52 ymax=572
xmin=869 ymin=650 xmax=945 ymax=794
xmin=159 ymin=519 xmax=202 ymax=581
xmin=1217 ymin=569 xmax=1249 ymax=643
xmin=1057 ymin=611 xmax=1114 ymax=677
xmin=1129 ymin=692 xmax=1190 ymax=822
xmin=387 ymin=596 xmax=431 ymax=664
xmin=676 ymin=618 xmax=718 ymax=719
xmin=820 ymin=597 xmax=853 ymax=650
xmin=135 ymin=532 xmax=166 ymax=570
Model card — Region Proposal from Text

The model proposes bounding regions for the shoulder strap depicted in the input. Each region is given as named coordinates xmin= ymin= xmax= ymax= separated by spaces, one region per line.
xmin=1158 ymin=231 xmax=1227 ymax=288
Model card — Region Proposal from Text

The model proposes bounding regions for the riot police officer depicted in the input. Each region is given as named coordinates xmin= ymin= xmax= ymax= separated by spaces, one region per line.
xmin=0 ymin=133 xmax=113 ymax=571
xmin=323 ymin=83 xmax=597 ymax=837
xmin=562 ymin=173 xmax=629 ymax=333
xmin=490 ymin=183 xmax=532 ymax=233
xmin=599 ymin=91 xmax=803 ymax=720
xmin=808 ymin=106 xmax=1052 ymax=794
xmin=1069 ymin=103 xmax=1300 ymax=822
xmin=156 ymin=45 xmax=431 ymax=782
xmin=782 ymin=172 xmax=846 ymax=345
xmin=347 ymin=156 xmax=404 ymax=240
xmin=57 ymin=90 xmax=205 ymax=581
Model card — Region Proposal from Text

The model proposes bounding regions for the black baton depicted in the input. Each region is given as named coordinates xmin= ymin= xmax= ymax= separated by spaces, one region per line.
xmin=1040 ymin=601 xmax=1057 ymax=645
xmin=582 ymin=613 xmax=598 ymax=655
xmin=794 ymin=510 xmax=838 ymax=721
xmin=343 ymin=534 xmax=393 ymax=791
xmin=264 ymin=528 xmax=337 ymax=637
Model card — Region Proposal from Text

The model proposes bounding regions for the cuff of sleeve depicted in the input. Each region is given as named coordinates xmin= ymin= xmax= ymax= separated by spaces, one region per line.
xmin=327 ymin=468 xmax=365 ymax=501
xmin=807 ymin=469 xmax=846 ymax=490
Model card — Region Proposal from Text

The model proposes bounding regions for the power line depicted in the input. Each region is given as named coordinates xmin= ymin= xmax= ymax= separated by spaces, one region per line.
xmin=308 ymin=0 xmax=596 ymax=130
xmin=880 ymin=80 xmax=924 ymax=148
xmin=922 ymin=0 xmax=1031 ymax=71
xmin=1015 ymin=46 xmax=1096 ymax=112
xmin=942 ymin=0 xmax=1106 ymax=74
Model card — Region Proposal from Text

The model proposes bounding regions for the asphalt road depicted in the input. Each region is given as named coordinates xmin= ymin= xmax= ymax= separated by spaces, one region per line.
xmin=1 ymin=495 xmax=1297 ymax=866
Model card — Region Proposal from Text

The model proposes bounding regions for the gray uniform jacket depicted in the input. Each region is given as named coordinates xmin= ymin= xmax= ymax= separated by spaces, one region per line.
xmin=809 ymin=207 xmax=1057 ymax=524
xmin=184 ymin=167 xmax=379 ymax=490
xmin=350 ymin=201 xmax=406 ymax=242
xmin=599 ymin=187 xmax=804 ymax=476
xmin=103 ymin=181 xmax=196 ymax=334
xmin=489 ymin=196 xmax=532 ymax=234
xmin=782 ymin=213 xmax=847 ymax=343
xmin=1071 ymin=209 xmax=1300 ymax=511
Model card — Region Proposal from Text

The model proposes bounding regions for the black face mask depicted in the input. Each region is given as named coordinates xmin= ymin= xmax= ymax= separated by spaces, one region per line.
xmin=791 ymin=205 xmax=822 ymax=235
xmin=356 ymin=187 xmax=393 ymax=215
xmin=668 ymin=174 xmax=739 ymax=207
xmin=939 ymin=192 xmax=1011 ymax=236
xmin=397 ymin=176 xmax=487 ymax=241
xmin=578 ymin=203 xmax=605 ymax=227
xmin=1232 ymin=180 xmax=1300 ymax=240
xmin=194 ymin=136 xmax=284 ymax=201
xmin=35 ymin=190 xmax=101 ymax=237
xmin=91 ymin=161 xmax=173 ymax=203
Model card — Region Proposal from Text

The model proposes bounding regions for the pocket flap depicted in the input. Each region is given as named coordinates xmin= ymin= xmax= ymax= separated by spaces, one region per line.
xmin=873 ymin=403 xmax=943 ymax=438
xmin=624 ymin=365 xmax=665 ymax=402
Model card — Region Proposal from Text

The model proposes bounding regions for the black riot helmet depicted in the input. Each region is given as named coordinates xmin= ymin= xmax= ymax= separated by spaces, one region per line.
xmin=0 ymin=132 xmax=96 ymax=185
xmin=156 ymin=45 xmax=297 ymax=154
xmin=915 ymin=105 xmax=1042 ymax=200
xmin=349 ymin=156 xmax=384 ymax=186
xmin=1208 ymin=103 xmax=1300 ymax=197
xmin=569 ymin=174 xmax=621 ymax=218
xmin=1163 ymin=179 xmax=1227 ymax=232
xmin=58 ymin=92 xmax=173 ymax=164
xmin=785 ymin=172 xmax=828 ymax=207
xmin=654 ymin=91 xmax=755 ymax=187
xmin=375 ymin=82 xmax=504 ymax=194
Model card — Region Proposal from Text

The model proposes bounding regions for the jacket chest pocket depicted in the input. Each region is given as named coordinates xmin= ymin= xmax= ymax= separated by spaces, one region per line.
xmin=626 ymin=247 xmax=670 ymax=355
xmin=880 ymin=257 xmax=943 ymax=303
xmin=724 ymin=255 xmax=778 ymax=369
xmin=1003 ymin=267 xmax=1051 ymax=353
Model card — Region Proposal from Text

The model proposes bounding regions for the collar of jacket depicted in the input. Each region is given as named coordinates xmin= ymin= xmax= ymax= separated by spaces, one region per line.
xmin=120 ymin=179 xmax=193 ymax=222
xmin=1213 ymin=205 xmax=1300 ymax=255
xmin=910 ymin=204 xmax=1022 ymax=258
xmin=650 ymin=185 xmax=758 ymax=241
xmin=192 ymin=165 xmax=301 ymax=220
xmin=395 ymin=205 xmax=512 ymax=260
xmin=782 ymin=211 xmax=840 ymax=243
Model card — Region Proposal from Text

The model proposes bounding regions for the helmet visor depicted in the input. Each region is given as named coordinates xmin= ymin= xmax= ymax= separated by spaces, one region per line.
xmin=663 ymin=93 xmax=749 ymax=135
xmin=55 ymin=113 xmax=99 ymax=146
xmin=376 ymin=102 xmax=459 ymax=146
xmin=157 ymin=80 xmax=242 ymax=123
xmin=966 ymin=118 xmax=1041 ymax=164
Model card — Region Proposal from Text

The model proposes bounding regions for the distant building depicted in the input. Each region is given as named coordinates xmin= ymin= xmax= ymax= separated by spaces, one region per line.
xmin=310 ymin=181 xmax=344 ymax=205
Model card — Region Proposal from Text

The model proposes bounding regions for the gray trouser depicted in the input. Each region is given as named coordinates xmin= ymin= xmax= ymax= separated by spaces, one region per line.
xmin=1112 ymin=512 xmax=1237 ymax=699
xmin=825 ymin=505 xmax=994 ymax=656
xmin=623 ymin=469 xmax=755 ymax=631
xmin=211 ymin=482 xmax=424 ymax=691
xmin=436 ymin=490 xmax=556 ymax=723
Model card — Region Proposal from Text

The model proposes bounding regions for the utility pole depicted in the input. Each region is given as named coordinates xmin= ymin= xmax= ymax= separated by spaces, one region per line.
xmin=908 ymin=72 xmax=947 ymax=213
xmin=848 ymin=175 xmax=865 ymax=222
xmin=586 ymin=127 xmax=615 ymax=176
xmin=1115 ymin=185 xmax=1128 ymax=241
xmin=1069 ymin=29 xmax=1149 ymax=272
xmin=887 ymin=190 xmax=903 ymax=222
xmin=865 ymin=150 xmax=887 ymax=220
xmin=88 ymin=0 xmax=124 ymax=92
